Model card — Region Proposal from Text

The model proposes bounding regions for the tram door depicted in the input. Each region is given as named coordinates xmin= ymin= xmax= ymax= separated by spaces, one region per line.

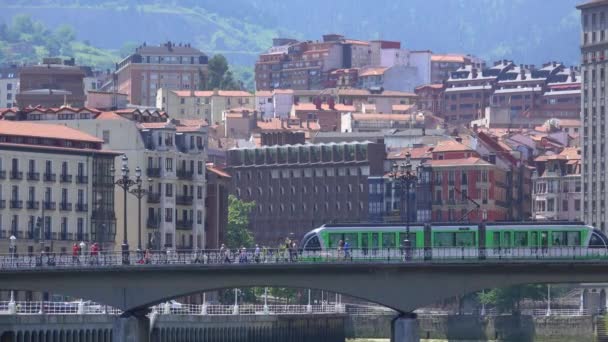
xmin=361 ymin=234 xmax=369 ymax=254
xmin=531 ymin=232 xmax=538 ymax=248
xmin=371 ymin=233 xmax=379 ymax=254
xmin=540 ymin=231 xmax=549 ymax=248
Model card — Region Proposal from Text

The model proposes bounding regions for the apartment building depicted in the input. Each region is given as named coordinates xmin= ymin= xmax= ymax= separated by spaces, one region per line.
xmin=578 ymin=0 xmax=608 ymax=231
xmin=0 ymin=120 xmax=118 ymax=254
xmin=430 ymin=54 xmax=483 ymax=84
xmin=532 ymin=148 xmax=582 ymax=221
xmin=226 ymin=141 xmax=385 ymax=244
xmin=415 ymin=84 xmax=444 ymax=115
xmin=114 ymin=41 xmax=208 ymax=107
xmin=17 ymin=58 xmax=86 ymax=108
xmin=157 ymin=88 xmax=254 ymax=124
xmin=0 ymin=66 xmax=19 ymax=108
xmin=254 ymin=89 xmax=294 ymax=119
xmin=0 ymin=107 xmax=210 ymax=251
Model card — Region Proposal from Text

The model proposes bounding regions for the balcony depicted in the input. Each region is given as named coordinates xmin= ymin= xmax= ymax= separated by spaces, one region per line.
xmin=0 ymin=170 xmax=5 ymax=179
xmin=147 ymin=168 xmax=161 ymax=178
xmin=42 ymin=201 xmax=56 ymax=210
xmin=177 ymin=169 xmax=194 ymax=180
xmin=10 ymin=171 xmax=22 ymax=180
xmin=92 ymin=209 xmax=116 ymax=220
xmin=76 ymin=175 xmax=88 ymax=184
xmin=147 ymin=193 xmax=161 ymax=204
xmin=26 ymin=172 xmax=40 ymax=181
xmin=26 ymin=200 xmax=39 ymax=210
xmin=75 ymin=203 xmax=88 ymax=212
xmin=176 ymin=220 xmax=193 ymax=230
xmin=60 ymin=174 xmax=73 ymax=183
xmin=0 ymin=200 xmax=5 ymax=209
xmin=10 ymin=200 xmax=22 ymax=209
xmin=59 ymin=202 xmax=72 ymax=211
xmin=176 ymin=195 xmax=193 ymax=205
xmin=43 ymin=173 xmax=56 ymax=182
xmin=147 ymin=216 xmax=161 ymax=229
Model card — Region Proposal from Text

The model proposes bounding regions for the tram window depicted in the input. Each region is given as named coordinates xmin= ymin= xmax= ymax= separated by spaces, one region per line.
xmin=362 ymin=234 xmax=369 ymax=250
xmin=371 ymin=233 xmax=379 ymax=249
xmin=328 ymin=234 xmax=342 ymax=248
xmin=455 ymin=232 xmax=475 ymax=247
xmin=567 ymin=232 xmax=581 ymax=246
xmin=492 ymin=232 xmax=501 ymax=247
xmin=304 ymin=236 xmax=321 ymax=250
xmin=531 ymin=232 xmax=538 ymax=247
xmin=382 ymin=233 xmax=396 ymax=248
xmin=552 ymin=232 xmax=567 ymax=246
xmin=503 ymin=232 xmax=511 ymax=247
xmin=344 ymin=233 xmax=358 ymax=247
xmin=434 ymin=232 xmax=454 ymax=247
xmin=590 ymin=232 xmax=607 ymax=248
xmin=514 ymin=232 xmax=528 ymax=247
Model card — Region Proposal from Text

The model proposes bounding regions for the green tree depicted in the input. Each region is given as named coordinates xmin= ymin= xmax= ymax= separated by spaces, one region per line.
xmin=479 ymin=284 xmax=546 ymax=314
xmin=226 ymin=195 xmax=255 ymax=248
xmin=54 ymin=25 xmax=76 ymax=45
xmin=205 ymin=54 xmax=241 ymax=90
xmin=11 ymin=14 xmax=34 ymax=35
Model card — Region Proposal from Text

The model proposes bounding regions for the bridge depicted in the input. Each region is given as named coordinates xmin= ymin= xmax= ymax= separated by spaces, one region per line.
xmin=1 ymin=248 xmax=608 ymax=341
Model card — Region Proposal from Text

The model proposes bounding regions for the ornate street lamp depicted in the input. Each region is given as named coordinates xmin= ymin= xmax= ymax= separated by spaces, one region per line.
xmin=111 ymin=155 xmax=138 ymax=265
xmin=388 ymin=151 xmax=418 ymax=261
xmin=128 ymin=167 xmax=149 ymax=253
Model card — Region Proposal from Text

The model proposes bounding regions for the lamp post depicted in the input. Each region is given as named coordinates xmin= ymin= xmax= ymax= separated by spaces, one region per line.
xmin=8 ymin=235 xmax=16 ymax=313
xmin=388 ymin=151 xmax=418 ymax=261
xmin=128 ymin=167 xmax=149 ymax=253
xmin=111 ymin=155 xmax=138 ymax=265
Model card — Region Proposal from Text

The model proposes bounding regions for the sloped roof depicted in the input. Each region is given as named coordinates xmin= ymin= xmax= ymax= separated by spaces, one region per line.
xmin=0 ymin=121 xmax=103 ymax=143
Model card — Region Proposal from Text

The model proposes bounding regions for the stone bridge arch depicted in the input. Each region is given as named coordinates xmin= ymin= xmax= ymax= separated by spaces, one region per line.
xmin=1 ymin=262 xmax=608 ymax=314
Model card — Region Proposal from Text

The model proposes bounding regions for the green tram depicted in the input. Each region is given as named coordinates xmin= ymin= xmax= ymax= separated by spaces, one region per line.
xmin=299 ymin=222 xmax=608 ymax=260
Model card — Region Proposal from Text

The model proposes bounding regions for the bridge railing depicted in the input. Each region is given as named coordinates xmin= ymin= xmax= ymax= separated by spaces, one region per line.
xmin=0 ymin=246 xmax=607 ymax=270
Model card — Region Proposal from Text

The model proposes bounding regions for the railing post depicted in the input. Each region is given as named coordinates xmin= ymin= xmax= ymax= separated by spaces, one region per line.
xmin=77 ymin=299 xmax=85 ymax=315
xmin=263 ymin=287 xmax=269 ymax=315
xmin=306 ymin=289 xmax=312 ymax=314
xmin=7 ymin=291 xmax=16 ymax=314
xmin=232 ymin=289 xmax=239 ymax=315
xmin=201 ymin=293 xmax=208 ymax=315
xmin=163 ymin=301 xmax=171 ymax=314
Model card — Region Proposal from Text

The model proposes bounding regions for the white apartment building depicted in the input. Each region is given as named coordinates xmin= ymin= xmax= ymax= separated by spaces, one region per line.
xmin=532 ymin=148 xmax=582 ymax=221
xmin=254 ymin=89 xmax=294 ymax=119
xmin=157 ymin=88 xmax=254 ymax=124
xmin=0 ymin=106 xmax=209 ymax=251
xmin=0 ymin=120 xmax=119 ymax=255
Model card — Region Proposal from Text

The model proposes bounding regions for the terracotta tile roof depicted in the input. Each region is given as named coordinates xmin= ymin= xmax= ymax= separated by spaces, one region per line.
xmin=350 ymin=113 xmax=422 ymax=121
xmin=178 ymin=119 xmax=209 ymax=127
xmin=359 ymin=67 xmax=388 ymax=77
xmin=172 ymin=90 xmax=252 ymax=97
xmin=0 ymin=142 xmax=118 ymax=155
xmin=415 ymin=83 xmax=444 ymax=91
xmin=429 ymin=157 xmax=493 ymax=167
xmin=431 ymin=54 xmax=467 ymax=63
xmin=206 ymin=163 xmax=230 ymax=178
xmin=273 ymin=89 xmax=294 ymax=94
xmin=0 ymin=121 xmax=103 ymax=143
xmin=559 ymin=147 xmax=581 ymax=160
xmin=137 ymin=122 xmax=173 ymax=129
xmin=255 ymin=91 xmax=273 ymax=97
xmin=387 ymin=146 xmax=433 ymax=160
xmin=556 ymin=119 xmax=581 ymax=127
xmin=225 ymin=107 xmax=254 ymax=113
xmin=96 ymin=111 xmax=128 ymax=120
xmin=218 ymin=90 xmax=253 ymax=97
xmin=432 ymin=140 xmax=474 ymax=153
xmin=391 ymin=104 xmax=414 ymax=112
xmin=293 ymin=103 xmax=355 ymax=112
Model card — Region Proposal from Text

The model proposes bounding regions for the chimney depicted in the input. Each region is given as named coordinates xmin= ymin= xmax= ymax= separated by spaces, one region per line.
xmin=281 ymin=119 xmax=285 ymax=129
xmin=520 ymin=68 xmax=526 ymax=80
xmin=314 ymin=96 xmax=322 ymax=110
xmin=471 ymin=68 xmax=478 ymax=79
xmin=455 ymin=137 xmax=462 ymax=143
xmin=571 ymin=70 xmax=576 ymax=82
xmin=306 ymin=119 xmax=310 ymax=129
xmin=299 ymin=120 xmax=303 ymax=128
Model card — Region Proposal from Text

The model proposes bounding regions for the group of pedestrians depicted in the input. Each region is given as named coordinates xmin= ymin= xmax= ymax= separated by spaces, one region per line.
xmin=71 ymin=242 xmax=100 ymax=264
xmin=217 ymin=238 xmax=299 ymax=264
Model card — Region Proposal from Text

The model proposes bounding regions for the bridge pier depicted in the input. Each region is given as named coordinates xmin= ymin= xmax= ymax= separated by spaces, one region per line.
xmin=391 ymin=313 xmax=419 ymax=342
xmin=113 ymin=310 xmax=150 ymax=342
